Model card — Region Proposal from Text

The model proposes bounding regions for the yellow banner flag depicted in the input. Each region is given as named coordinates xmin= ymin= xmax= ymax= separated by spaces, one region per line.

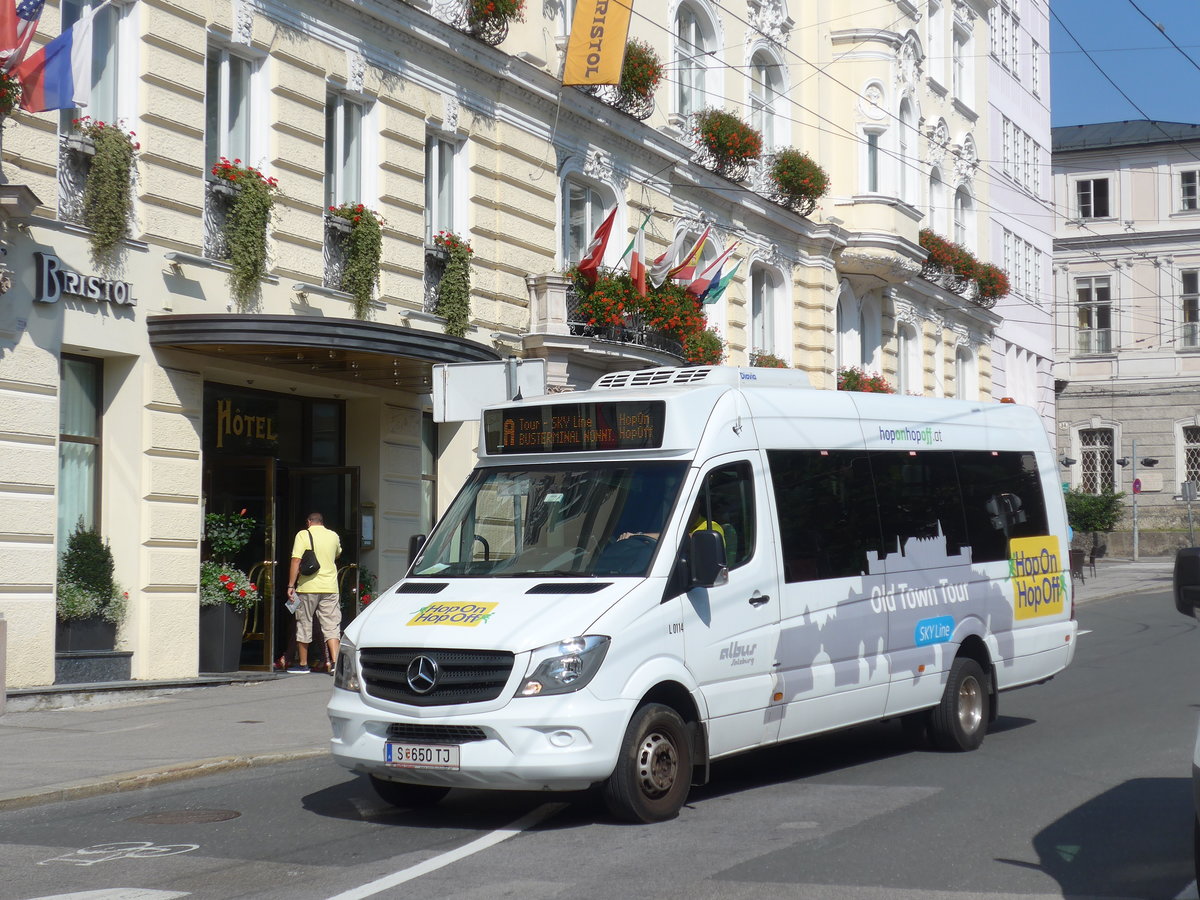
xmin=562 ymin=0 xmax=634 ymax=87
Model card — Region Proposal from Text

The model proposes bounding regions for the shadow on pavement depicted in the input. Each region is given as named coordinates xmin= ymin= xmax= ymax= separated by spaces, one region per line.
xmin=997 ymin=777 xmax=1193 ymax=899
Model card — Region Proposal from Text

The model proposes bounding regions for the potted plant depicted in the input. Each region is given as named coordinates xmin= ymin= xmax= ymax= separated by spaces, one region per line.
xmin=341 ymin=565 xmax=378 ymax=622
xmin=211 ymin=157 xmax=279 ymax=310
xmin=684 ymin=327 xmax=726 ymax=365
xmin=692 ymin=107 xmax=763 ymax=181
xmin=74 ymin=117 xmax=140 ymax=261
xmin=768 ymin=148 xmax=829 ymax=217
xmin=199 ymin=508 xmax=259 ymax=672
xmin=975 ymin=262 xmax=1010 ymax=306
xmin=433 ymin=229 xmax=474 ymax=337
xmin=750 ymin=350 xmax=788 ymax=368
xmin=837 ymin=366 xmax=895 ymax=393
xmin=56 ymin=519 xmax=128 ymax=652
xmin=328 ymin=202 xmax=384 ymax=319
xmin=463 ymin=0 xmax=524 ymax=45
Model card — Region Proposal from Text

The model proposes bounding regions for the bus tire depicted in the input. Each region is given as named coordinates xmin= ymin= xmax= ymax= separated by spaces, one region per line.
xmin=930 ymin=656 xmax=989 ymax=752
xmin=369 ymin=775 xmax=450 ymax=808
xmin=604 ymin=702 xmax=692 ymax=823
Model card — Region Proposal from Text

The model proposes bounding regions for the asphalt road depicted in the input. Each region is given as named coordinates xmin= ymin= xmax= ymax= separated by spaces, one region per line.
xmin=3 ymin=587 xmax=1198 ymax=900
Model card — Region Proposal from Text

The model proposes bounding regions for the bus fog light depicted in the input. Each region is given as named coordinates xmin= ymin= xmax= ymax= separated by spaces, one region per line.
xmin=548 ymin=730 xmax=575 ymax=748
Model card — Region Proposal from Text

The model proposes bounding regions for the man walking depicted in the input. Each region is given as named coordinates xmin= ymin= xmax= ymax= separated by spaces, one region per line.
xmin=287 ymin=512 xmax=342 ymax=674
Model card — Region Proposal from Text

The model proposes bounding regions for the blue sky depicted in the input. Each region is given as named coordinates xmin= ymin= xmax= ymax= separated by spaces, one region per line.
xmin=1050 ymin=0 xmax=1200 ymax=126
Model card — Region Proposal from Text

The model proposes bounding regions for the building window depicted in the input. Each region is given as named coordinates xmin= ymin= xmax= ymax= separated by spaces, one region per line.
xmin=951 ymin=27 xmax=970 ymax=101
xmin=58 ymin=0 xmax=127 ymax=128
xmin=1182 ymin=171 xmax=1199 ymax=211
xmin=325 ymin=93 xmax=365 ymax=209
xmin=562 ymin=178 xmax=609 ymax=267
xmin=1076 ymin=178 xmax=1110 ymax=219
xmin=1183 ymin=270 xmax=1199 ymax=349
xmin=953 ymin=186 xmax=972 ymax=247
xmin=898 ymin=101 xmax=913 ymax=204
xmin=955 ymin=346 xmax=976 ymax=399
xmin=1031 ymin=39 xmax=1041 ymax=95
xmin=58 ymin=356 xmax=102 ymax=550
xmin=1185 ymin=426 xmax=1200 ymax=488
xmin=1080 ymin=428 xmax=1115 ymax=493
xmin=421 ymin=412 xmax=437 ymax=531
xmin=1076 ymin=276 xmax=1113 ymax=354
xmin=425 ymin=133 xmax=459 ymax=245
xmin=750 ymin=266 xmax=777 ymax=355
xmin=749 ymin=51 xmax=783 ymax=149
xmin=929 ymin=168 xmax=944 ymax=234
xmin=928 ymin=0 xmax=945 ymax=84
xmin=205 ymin=46 xmax=256 ymax=173
xmin=866 ymin=130 xmax=881 ymax=193
xmin=897 ymin=322 xmax=920 ymax=395
xmin=675 ymin=4 xmax=709 ymax=118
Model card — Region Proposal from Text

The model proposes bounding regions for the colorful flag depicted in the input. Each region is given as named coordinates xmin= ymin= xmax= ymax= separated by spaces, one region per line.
xmin=629 ymin=224 xmax=647 ymax=296
xmin=562 ymin=0 xmax=633 ymax=87
xmin=667 ymin=226 xmax=711 ymax=282
xmin=2 ymin=0 xmax=45 ymax=73
xmin=576 ymin=206 xmax=618 ymax=287
xmin=13 ymin=3 xmax=93 ymax=111
xmin=687 ymin=242 xmax=738 ymax=298
xmin=701 ymin=259 xmax=742 ymax=306
xmin=648 ymin=229 xmax=688 ymax=288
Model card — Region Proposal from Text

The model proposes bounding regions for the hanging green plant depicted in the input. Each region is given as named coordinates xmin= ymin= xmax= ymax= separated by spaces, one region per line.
xmin=76 ymin=117 xmax=139 ymax=261
xmin=329 ymin=202 xmax=384 ymax=319
xmin=433 ymin=229 xmax=474 ymax=337
xmin=212 ymin=157 xmax=279 ymax=310
xmin=0 ymin=70 xmax=21 ymax=118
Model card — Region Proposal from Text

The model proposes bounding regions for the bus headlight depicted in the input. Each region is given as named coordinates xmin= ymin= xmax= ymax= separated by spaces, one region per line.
xmin=517 ymin=635 xmax=609 ymax=697
xmin=333 ymin=638 xmax=360 ymax=692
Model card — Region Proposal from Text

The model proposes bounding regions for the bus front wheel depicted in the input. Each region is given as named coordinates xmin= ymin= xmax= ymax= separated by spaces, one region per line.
xmin=604 ymin=703 xmax=692 ymax=823
xmin=930 ymin=656 xmax=989 ymax=752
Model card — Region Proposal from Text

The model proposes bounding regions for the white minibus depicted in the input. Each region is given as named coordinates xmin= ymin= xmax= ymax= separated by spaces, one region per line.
xmin=328 ymin=366 xmax=1076 ymax=822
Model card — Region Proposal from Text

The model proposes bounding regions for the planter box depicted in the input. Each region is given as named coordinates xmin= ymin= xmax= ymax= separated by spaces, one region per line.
xmin=199 ymin=602 xmax=247 ymax=673
xmin=55 ymin=650 xmax=132 ymax=684
xmin=56 ymin=616 xmax=116 ymax=652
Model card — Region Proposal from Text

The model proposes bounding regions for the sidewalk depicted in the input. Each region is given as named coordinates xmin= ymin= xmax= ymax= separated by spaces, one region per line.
xmin=0 ymin=671 xmax=335 ymax=811
xmin=0 ymin=557 xmax=1179 ymax=813
xmin=1072 ymin=555 xmax=1176 ymax=603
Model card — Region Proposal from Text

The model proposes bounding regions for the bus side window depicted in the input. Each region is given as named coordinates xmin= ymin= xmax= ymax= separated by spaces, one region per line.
xmin=767 ymin=450 xmax=881 ymax=583
xmin=957 ymin=451 xmax=1049 ymax=561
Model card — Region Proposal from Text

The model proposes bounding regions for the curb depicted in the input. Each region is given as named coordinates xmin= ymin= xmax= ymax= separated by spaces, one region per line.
xmin=0 ymin=747 xmax=329 ymax=812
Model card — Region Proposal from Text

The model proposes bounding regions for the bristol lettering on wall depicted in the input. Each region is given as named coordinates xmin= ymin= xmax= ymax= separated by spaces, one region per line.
xmin=33 ymin=252 xmax=136 ymax=306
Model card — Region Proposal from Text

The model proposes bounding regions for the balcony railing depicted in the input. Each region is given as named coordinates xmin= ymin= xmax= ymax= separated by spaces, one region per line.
xmin=57 ymin=134 xmax=92 ymax=225
xmin=323 ymin=215 xmax=350 ymax=290
xmin=203 ymin=179 xmax=237 ymax=260
xmin=564 ymin=284 xmax=684 ymax=358
xmin=1076 ymin=328 xmax=1113 ymax=354
xmin=423 ymin=245 xmax=449 ymax=315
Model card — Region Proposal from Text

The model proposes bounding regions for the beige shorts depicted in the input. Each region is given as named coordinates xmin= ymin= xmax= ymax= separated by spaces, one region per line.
xmin=294 ymin=592 xmax=341 ymax=643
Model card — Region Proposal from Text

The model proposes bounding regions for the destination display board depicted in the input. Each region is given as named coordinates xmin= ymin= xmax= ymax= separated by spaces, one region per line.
xmin=483 ymin=401 xmax=666 ymax=454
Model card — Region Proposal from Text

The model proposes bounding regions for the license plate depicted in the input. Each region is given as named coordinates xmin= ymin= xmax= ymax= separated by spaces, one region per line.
xmin=384 ymin=742 xmax=461 ymax=770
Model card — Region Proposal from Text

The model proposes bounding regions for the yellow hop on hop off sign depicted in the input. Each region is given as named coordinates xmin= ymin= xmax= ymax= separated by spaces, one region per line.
xmin=407 ymin=602 xmax=498 ymax=627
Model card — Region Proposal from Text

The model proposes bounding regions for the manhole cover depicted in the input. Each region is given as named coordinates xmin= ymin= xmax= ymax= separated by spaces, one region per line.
xmin=127 ymin=809 xmax=241 ymax=824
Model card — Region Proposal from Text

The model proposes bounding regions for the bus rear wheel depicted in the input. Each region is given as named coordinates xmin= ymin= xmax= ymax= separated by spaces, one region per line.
xmin=930 ymin=657 xmax=989 ymax=752
xmin=604 ymin=703 xmax=692 ymax=823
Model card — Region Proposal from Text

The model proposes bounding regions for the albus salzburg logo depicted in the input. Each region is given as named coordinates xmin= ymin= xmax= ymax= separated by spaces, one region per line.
xmin=33 ymin=252 xmax=136 ymax=306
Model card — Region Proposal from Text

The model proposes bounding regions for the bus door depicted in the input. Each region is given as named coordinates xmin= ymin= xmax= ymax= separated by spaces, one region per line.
xmin=681 ymin=456 xmax=781 ymax=757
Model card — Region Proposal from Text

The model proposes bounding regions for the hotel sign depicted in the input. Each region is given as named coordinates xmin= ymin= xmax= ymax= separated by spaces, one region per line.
xmin=33 ymin=252 xmax=136 ymax=306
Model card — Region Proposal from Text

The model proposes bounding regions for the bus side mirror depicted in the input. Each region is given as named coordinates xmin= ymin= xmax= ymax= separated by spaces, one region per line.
xmin=1175 ymin=547 xmax=1200 ymax=618
xmin=689 ymin=530 xmax=729 ymax=589
xmin=407 ymin=534 xmax=427 ymax=571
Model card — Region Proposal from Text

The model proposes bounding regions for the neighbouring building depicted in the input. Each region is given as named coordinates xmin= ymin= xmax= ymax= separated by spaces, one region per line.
xmin=985 ymin=0 xmax=1054 ymax=441
xmin=1053 ymin=120 xmax=1200 ymax=555
xmin=1 ymin=0 xmax=1014 ymax=687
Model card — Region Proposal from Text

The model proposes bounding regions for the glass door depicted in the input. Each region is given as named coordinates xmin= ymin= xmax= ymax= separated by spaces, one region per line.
xmin=203 ymin=456 xmax=278 ymax=671
xmin=277 ymin=466 xmax=360 ymax=670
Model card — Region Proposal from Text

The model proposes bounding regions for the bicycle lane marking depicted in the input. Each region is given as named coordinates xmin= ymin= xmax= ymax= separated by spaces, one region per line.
xmin=324 ymin=802 xmax=567 ymax=900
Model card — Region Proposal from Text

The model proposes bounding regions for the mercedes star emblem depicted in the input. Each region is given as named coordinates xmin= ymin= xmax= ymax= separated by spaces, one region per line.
xmin=406 ymin=655 xmax=439 ymax=694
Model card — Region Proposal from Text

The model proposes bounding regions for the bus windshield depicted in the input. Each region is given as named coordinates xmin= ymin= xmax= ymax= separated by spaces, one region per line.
xmin=411 ymin=461 xmax=689 ymax=578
